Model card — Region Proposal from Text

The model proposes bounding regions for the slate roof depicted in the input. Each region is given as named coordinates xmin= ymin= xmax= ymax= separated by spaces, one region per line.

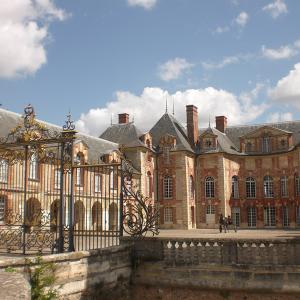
xmin=0 ymin=108 xmax=118 ymax=163
xmin=199 ymin=126 xmax=239 ymax=154
xmin=149 ymin=113 xmax=194 ymax=153
xmin=199 ymin=120 xmax=300 ymax=155
xmin=225 ymin=121 xmax=300 ymax=149
xmin=99 ymin=122 xmax=146 ymax=148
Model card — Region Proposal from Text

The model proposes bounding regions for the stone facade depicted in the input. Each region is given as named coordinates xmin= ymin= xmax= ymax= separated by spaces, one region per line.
xmin=100 ymin=105 xmax=300 ymax=230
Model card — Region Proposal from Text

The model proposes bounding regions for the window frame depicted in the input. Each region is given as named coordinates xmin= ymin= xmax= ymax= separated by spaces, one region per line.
xmin=163 ymin=175 xmax=173 ymax=199
xmin=205 ymin=176 xmax=215 ymax=198
xmin=264 ymin=175 xmax=274 ymax=198
xmin=231 ymin=176 xmax=239 ymax=199
xmin=94 ymin=173 xmax=102 ymax=193
xmin=28 ymin=153 xmax=39 ymax=181
xmin=246 ymin=177 xmax=256 ymax=198
xmin=164 ymin=207 xmax=173 ymax=223
xmin=280 ymin=176 xmax=288 ymax=198
xmin=0 ymin=159 xmax=8 ymax=183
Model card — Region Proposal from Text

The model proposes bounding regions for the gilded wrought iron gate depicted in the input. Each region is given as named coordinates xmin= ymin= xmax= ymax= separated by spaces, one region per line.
xmin=0 ymin=105 xmax=159 ymax=255
xmin=0 ymin=105 xmax=75 ymax=254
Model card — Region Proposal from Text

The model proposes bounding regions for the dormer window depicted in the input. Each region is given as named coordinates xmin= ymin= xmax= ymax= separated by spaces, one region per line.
xmin=280 ymin=139 xmax=287 ymax=150
xmin=262 ymin=136 xmax=270 ymax=153
xmin=203 ymin=138 xmax=215 ymax=150
xmin=246 ymin=142 xmax=252 ymax=153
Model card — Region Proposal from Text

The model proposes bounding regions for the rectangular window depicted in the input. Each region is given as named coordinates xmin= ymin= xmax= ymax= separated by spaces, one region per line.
xmin=164 ymin=207 xmax=173 ymax=223
xmin=296 ymin=206 xmax=300 ymax=226
xmin=76 ymin=168 xmax=82 ymax=186
xmin=262 ymin=136 xmax=270 ymax=153
xmin=54 ymin=169 xmax=61 ymax=189
xmin=0 ymin=160 xmax=8 ymax=183
xmin=232 ymin=207 xmax=240 ymax=227
xmin=281 ymin=177 xmax=288 ymax=197
xmin=264 ymin=207 xmax=276 ymax=227
xmin=282 ymin=206 xmax=289 ymax=227
xmin=95 ymin=174 xmax=102 ymax=193
xmin=247 ymin=207 xmax=256 ymax=227
xmin=164 ymin=176 xmax=173 ymax=199
xmin=0 ymin=197 xmax=5 ymax=222
xmin=295 ymin=176 xmax=300 ymax=197
xmin=163 ymin=147 xmax=170 ymax=164
xmin=246 ymin=180 xmax=256 ymax=198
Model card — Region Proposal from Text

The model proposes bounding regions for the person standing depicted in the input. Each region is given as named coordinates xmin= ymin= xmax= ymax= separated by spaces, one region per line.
xmin=219 ymin=214 xmax=224 ymax=233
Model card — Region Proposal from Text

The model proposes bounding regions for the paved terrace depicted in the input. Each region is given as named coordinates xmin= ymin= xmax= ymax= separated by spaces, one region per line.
xmin=154 ymin=229 xmax=300 ymax=240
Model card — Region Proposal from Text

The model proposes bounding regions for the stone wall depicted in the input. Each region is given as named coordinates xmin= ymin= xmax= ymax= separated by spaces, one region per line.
xmin=0 ymin=271 xmax=30 ymax=300
xmin=128 ymin=237 xmax=300 ymax=299
xmin=0 ymin=244 xmax=132 ymax=300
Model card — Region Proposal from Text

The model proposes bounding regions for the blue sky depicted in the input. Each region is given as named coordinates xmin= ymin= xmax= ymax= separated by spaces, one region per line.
xmin=1 ymin=0 xmax=300 ymax=135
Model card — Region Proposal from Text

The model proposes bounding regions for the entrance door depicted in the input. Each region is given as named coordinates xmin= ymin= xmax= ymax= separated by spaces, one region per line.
xmin=206 ymin=205 xmax=215 ymax=226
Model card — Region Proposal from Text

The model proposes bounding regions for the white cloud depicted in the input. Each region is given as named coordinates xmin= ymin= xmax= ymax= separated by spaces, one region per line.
xmin=214 ymin=26 xmax=230 ymax=34
xmin=262 ymin=45 xmax=297 ymax=60
xmin=263 ymin=0 xmax=288 ymax=19
xmin=158 ymin=58 xmax=194 ymax=81
xmin=294 ymin=40 xmax=300 ymax=49
xmin=267 ymin=112 xmax=293 ymax=123
xmin=269 ymin=63 xmax=300 ymax=108
xmin=127 ymin=0 xmax=157 ymax=10
xmin=235 ymin=11 xmax=249 ymax=27
xmin=0 ymin=0 xmax=68 ymax=79
xmin=76 ymin=86 xmax=267 ymax=136
xmin=202 ymin=56 xmax=240 ymax=70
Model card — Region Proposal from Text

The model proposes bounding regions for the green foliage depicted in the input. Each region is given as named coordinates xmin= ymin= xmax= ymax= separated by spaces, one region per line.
xmin=25 ymin=256 xmax=59 ymax=300
xmin=4 ymin=266 xmax=16 ymax=273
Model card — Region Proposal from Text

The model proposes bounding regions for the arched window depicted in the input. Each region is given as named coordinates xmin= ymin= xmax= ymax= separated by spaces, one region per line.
xmin=163 ymin=175 xmax=173 ymax=199
xmin=295 ymin=174 xmax=300 ymax=197
xmin=246 ymin=177 xmax=256 ymax=198
xmin=205 ymin=177 xmax=215 ymax=198
xmin=0 ymin=159 xmax=8 ymax=183
xmin=189 ymin=175 xmax=195 ymax=199
xmin=231 ymin=176 xmax=239 ymax=199
xmin=29 ymin=153 xmax=38 ymax=180
xmin=264 ymin=176 xmax=274 ymax=198
xmin=281 ymin=176 xmax=288 ymax=197
xmin=147 ymin=172 xmax=152 ymax=197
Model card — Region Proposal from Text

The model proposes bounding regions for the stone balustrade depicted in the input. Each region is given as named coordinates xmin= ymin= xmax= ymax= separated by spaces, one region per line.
xmin=163 ymin=238 xmax=300 ymax=266
xmin=124 ymin=237 xmax=300 ymax=266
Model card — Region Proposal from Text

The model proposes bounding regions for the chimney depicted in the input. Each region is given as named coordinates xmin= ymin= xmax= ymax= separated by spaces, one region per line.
xmin=215 ymin=116 xmax=227 ymax=133
xmin=118 ymin=113 xmax=129 ymax=124
xmin=186 ymin=105 xmax=199 ymax=146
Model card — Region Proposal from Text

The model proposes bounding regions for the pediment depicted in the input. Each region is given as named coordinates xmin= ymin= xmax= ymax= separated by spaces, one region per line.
xmin=241 ymin=125 xmax=292 ymax=139
xmin=159 ymin=133 xmax=176 ymax=146
xmin=200 ymin=130 xmax=217 ymax=138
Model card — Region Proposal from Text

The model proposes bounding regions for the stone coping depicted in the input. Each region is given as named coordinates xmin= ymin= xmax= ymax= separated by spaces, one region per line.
xmin=0 ymin=244 xmax=131 ymax=268
xmin=120 ymin=236 xmax=300 ymax=243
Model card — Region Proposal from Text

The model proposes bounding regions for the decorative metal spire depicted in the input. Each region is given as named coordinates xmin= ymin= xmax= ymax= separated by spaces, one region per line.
xmin=208 ymin=115 xmax=211 ymax=128
xmin=111 ymin=114 xmax=113 ymax=125
xmin=165 ymin=96 xmax=168 ymax=113
xmin=172 ymin=97 xmax=175 ymax=115
xmin=63 ymin=111 xmax=75 ymax=131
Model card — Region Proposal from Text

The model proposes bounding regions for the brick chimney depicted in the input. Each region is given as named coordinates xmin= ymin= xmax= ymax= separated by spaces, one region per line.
xmin=186 ymin=105 xmax=199 ymax=146
xmin=215 ymin=116 xmax=227 ymax=133
xmin=118 ymin=113 xmax=129 ymax=124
